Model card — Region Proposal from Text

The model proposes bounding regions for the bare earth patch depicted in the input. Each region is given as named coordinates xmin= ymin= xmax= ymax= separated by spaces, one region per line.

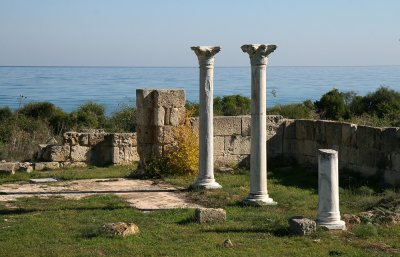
xmin=0 ymin=178 xmax=201 ymax=210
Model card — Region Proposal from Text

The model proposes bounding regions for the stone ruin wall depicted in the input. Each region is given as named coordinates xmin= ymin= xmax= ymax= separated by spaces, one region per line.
xmin=190 ymin=116 xmax=400 ymax=186
xmin=34 ymin=132 xmax=138 ymax=170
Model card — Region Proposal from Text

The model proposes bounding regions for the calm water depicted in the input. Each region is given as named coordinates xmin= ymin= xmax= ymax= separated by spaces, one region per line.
xmin=1 ymin=66 xmax=399 ymax=114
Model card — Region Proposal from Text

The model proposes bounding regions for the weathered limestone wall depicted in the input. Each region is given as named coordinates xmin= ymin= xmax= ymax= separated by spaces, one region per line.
xmin=136 ymin=89 xmax=185 ymax=163
xmin=282 ymin=119 xmax=400 ymax=186
xmin=37 ymin=132 xmax=138 ymax=169
xmin=190 ymin=115 xmax=285 ymax=167
xmin=189 ymin=116 xmax=400 ymax=186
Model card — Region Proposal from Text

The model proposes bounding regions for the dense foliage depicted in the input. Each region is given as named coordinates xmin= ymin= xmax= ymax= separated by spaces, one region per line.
xmin=0 ymin=102 xmax=136 ymax=161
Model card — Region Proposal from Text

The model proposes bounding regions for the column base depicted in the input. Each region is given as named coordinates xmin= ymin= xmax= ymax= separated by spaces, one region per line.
xmin=244 ymin=194 xmax=277 ymax=206
xmin=192 ymin=178 xmax=222 ymax=189
xmin=316 ymin=219 xmax=346 ymax=230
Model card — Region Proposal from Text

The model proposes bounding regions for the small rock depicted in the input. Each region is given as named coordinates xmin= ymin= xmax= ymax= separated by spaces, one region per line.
xmin=30 ymin=178 xmax=58 ymax=183
xmin=222 ymin=239 xmax=233 ymax=248
xmin=1 ymin=160 xmax=6 ymax=163
xmin=195 ymin=208 xmax=226 ymax=224
xmin=342 ymin=214 xmax=361 ymax=225
xmin=18 ymin=162 xmax=33 ymax=173
xmin=288 ymin=216 xmax=316 ymax=236
xmin=102 ymin=222 xmax=139 ymax=237
xmin=313 ymin=239 xmax=321 ymax=243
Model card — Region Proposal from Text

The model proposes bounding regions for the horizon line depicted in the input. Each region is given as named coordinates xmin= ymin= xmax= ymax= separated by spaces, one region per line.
xmin=1 ymin=64 xmax=400 ymax=68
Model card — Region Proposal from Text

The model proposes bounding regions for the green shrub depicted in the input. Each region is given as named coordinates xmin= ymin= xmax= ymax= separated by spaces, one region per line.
xmin=0 ymin=107 xmax=13 ymax=122
xmin=214 ymin=95 xmax=250 ymax=116
xmin=106 ymin=105 xmax=136 ymax=132
xmin=315 ymin=89 xmax=348 ymax=120
xmin=267 ymin=100 xmax=318 ymax=119
xmin=185 ymin=101 xmax=199 ymax=117
xmin=69 ymin=102 xmax=106 ymax=130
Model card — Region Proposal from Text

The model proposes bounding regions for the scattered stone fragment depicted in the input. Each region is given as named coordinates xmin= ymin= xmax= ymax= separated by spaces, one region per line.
xmin=288 ymin=216 xmax=316 ymax=236
xmin=222 ymin=239 xmax=233 ymax=248
xmin=0 ymin=162 xmax=18 ymax=174
xmin=313 ymin=239 xmax=321 ymax=243
xmin=18 ymin=162 xmax=33 ymax=173
xmin=101 ymin=222 xmax=139 ymax=237
xmin=29 ymin=178 xmax=58 ymax=183
xmin=342 ymin=214 xmax=361 ymax=225
xmin=195 ymin=208 xmax=226 ymax=224
xmin=34 ymin=162 xmax=60 ymax=171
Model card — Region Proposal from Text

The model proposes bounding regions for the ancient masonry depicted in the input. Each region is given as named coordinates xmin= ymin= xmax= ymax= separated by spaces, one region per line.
xmin=1 ymin=89 xmax=399 ymax=187
xmin=135 ymin=89 xmax=186 ymax=164
xmin=25 ymin=131 xmax=137 ymax=171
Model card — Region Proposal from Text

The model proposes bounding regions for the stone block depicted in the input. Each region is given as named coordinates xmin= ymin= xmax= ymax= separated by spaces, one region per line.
xmin=78 ymin=133 xmax=89 ymax=146
xmin=112 ymin=147 xmax=120 ymax=164
xmin=170 ymin=107 xmax=185 ymax=126
xmin=225 ymin=135 xmax=251 ymax=155
xmin=18 ymin=162 xmax=33 ymax=173
xmin=195 ymin=208 xmax=226 ymax=224
xmin=241 ymin=116 xmax=251 ymax=136
xmin=116 ymin=146 xmax=139 ymax=164
xmin=283 ymin=139 xmax=297 ymax=154
xmin=88 ymin=133 xmax=106 ymax=146
xmin=295 ymin=120 xmax=315 ymax=140
xmin=378 ymin=127 xmax=400 ymax=152
xmin=325 ymin=121 xmax=343 ymax=146
xmin=136 ymin=107 xmax=154 ymax=127
xmin=47 ymin=145 xmax=70 ymax=162
xmin=213 ymin=136 xmax=225 ymax=156
xmin=214 ymin=116 xmax=241 ymax=136
xmin=154 ymin=89 xmax=185 ymax=108
xmin=0 ymin=162 xmax=18 ymax=174
xmin=34 ymin=162 xmax=60 ymax=171
xmin=341 ymin=123 xmax=357 ymax=147
xmin=356 ymin=125 xmax=381 ymax=149
xmin=296 ymin=140 xmax=316 ymax=156
xmin=136 ymin=89 xmax=156 ymax=109
xmin=102 ymin=222 xmax=140 ymax=237
xmin=112 ymin=133 xmax=136 ymax=147
xmin=136 ymin=126 xmax=154 ymax=144
xmin=71 ymin=145 xmax=90 ymax=162
xmin=154 ymin=107 xmax=165 ymax=126
xmin=288 ymin=216 xmax=316 ymax=236
xmin=62 ymin=162 xmax=87 ymax=169
xmin=155 ymin=126 xmax=176 ymax=144
xmin=283 ymin=119 xmax=296 ymax=139
xmin=215 ymin=154 xmax=248 ymax=168
xmin=63 ymin=132 xmax=78 ymax=146
xmin=267 ymin=130 xmax=283 ymax=155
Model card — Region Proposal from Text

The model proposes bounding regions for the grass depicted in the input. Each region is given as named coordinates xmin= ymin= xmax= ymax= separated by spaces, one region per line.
xmin=0 ymin=166 xmax=399 ymax=256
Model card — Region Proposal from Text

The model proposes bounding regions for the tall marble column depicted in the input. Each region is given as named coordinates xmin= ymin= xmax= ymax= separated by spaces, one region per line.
xmin=191 ymin=46 xmax=222 ymax=189
xmin=316 ymin=149 xmax=346 ymax=230
xmin=241 ymin=44 xmax=277 ymax=205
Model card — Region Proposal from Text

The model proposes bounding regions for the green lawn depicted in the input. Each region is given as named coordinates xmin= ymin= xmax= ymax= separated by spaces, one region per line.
xmin=0 ymin=166 xmax=399 ymax=257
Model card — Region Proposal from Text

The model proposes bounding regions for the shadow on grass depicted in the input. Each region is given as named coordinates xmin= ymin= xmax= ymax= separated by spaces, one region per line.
xmin=268 ymin=166 xmax=318 ymax=191
xmin=177 ymin=216 xmax=197 ymax=225
xmin=0 ymin=205 xmax=131 ymax=215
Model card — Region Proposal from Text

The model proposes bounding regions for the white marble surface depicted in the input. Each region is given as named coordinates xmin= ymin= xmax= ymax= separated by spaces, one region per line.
xmin=191 ymin=46 xmax=222 ymax=189
xmin=242 ymin=44 xmax=277 ymax=205
xmin=316 ymin=149 xmax=346 ymax=230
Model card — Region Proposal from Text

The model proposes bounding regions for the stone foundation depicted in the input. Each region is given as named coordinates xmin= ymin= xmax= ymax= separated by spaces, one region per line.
xmin=34 ymin=132 xmax=138 ymax=169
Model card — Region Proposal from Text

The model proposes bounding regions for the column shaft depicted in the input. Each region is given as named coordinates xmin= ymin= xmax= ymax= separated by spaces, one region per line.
xmin=316 ymin=149 xmax=345 ymax=230
xmin=191 ymin=46 xmax=222 ymax=189
xmin=241 ymin=44 xmax=277 ymax=205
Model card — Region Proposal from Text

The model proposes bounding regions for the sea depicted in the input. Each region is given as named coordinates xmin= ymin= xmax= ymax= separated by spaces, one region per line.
xmin=0 ymin=66 xmax=399 ymax=115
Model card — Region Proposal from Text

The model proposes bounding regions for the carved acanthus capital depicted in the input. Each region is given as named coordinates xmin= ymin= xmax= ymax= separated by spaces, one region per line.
xmin=191 ymin=46 xmax=221 ymax=66
xmin=241 ymin=44 xmax=277 ymax=66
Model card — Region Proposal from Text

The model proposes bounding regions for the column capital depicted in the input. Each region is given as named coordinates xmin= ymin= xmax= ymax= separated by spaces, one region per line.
xmin=241 ymin=44 xmax=277 ymax=66
xmin=191 ymin=46 xmax=221 ymax=66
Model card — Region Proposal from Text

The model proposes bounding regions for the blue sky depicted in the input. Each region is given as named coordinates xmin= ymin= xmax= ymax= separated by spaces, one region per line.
xmin=0 ymin=0 xmax=399 ymax=66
